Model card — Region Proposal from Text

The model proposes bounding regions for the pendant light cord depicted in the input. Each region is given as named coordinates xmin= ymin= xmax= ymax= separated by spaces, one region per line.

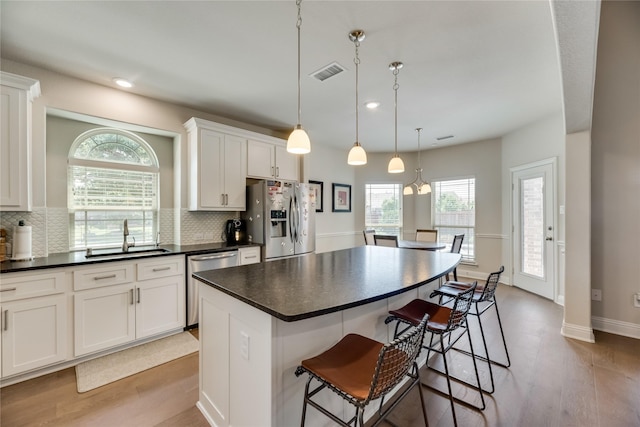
xmin=354 ymin=39 xmax=360 ymax=143
xmin=296 ymin=0 xmax=302 ymax=125
xmin=417 ymin=128 xmax=422 ymax=166
xmin=393 ymin=68 xmax=400 ymax=155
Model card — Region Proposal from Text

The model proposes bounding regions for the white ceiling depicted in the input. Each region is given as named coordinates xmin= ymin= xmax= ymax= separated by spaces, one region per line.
xmin=1 ymin=0 xmax=570 ymax=153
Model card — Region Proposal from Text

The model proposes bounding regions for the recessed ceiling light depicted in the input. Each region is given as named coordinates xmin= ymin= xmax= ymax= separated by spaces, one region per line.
xmin=365 ymin=101 xmax=380 ymax=109
xmin=113 ymin=78 xmax=133 ymax=88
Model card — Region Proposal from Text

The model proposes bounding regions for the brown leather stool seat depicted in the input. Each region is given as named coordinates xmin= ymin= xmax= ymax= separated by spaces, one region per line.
xmin=295 ymin=315 xmax=430 ymax=427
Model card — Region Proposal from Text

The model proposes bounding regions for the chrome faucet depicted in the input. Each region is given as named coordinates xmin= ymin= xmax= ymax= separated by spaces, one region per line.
xmin=122 ymin=219 xmax=135 ymax=252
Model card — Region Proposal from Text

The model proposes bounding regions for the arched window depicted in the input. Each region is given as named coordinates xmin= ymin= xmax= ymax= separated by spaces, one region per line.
xmin=68 ymin=128 xmax=159 ymax=250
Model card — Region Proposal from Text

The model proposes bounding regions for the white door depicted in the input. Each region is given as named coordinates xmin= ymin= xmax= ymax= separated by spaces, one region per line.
xmin=511 ymin=160 xmax=556 ymax=299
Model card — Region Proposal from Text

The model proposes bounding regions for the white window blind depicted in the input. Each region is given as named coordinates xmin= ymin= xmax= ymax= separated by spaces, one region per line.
xmin=365 ymin=183 xmax=402 ymax=236
xmin=432 ymin=178 xmax=475 ymax=261
xmin=69 ymin=166 xmax=157 ymax=210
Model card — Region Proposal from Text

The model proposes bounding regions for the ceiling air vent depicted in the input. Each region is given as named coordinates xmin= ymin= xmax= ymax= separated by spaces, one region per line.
xmin=310 ymin=62 xmax=346 ymax=82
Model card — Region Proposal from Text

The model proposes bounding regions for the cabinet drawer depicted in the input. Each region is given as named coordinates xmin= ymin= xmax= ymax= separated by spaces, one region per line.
xmin=137 ymin=255 xmax=184 ymax=281
xmin=0 ymin=270 xmax=67 ymax=302
xmin=239 ymin=246 xmax=261 ymax=265
xmin=73 ymin=263 xmax=134 ymax=291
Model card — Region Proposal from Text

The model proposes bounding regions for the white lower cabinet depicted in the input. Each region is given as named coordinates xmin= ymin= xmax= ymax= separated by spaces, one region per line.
xmin=1 ymin=269 xmax=69 ymax=378
xmin=73 ymin=256 xmax=185 ymax=357
xmin=1 ymin=294 xmax=67 ymax=377
xmin=74 ymin=284 xmax=136 ymax=356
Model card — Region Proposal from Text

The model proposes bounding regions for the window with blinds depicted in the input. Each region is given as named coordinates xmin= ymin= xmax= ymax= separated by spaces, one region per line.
xmin=365 ymin=183 xmax=402 ymax=236
xmin=68 ymin=129 xmax=159 ymax=250
xmin=432 ymin=177 xmax=475 ymax=261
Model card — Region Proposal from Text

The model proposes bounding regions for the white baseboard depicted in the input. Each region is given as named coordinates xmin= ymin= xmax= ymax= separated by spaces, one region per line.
xmin=591 ymin=316 xmax=640 ymax=340
xmin=561 ymin=321 xmax=595 ymax=343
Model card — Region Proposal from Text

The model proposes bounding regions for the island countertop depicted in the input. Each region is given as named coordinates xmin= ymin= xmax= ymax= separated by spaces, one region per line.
xmin=193 ymin=245 xmax=461 ymax=322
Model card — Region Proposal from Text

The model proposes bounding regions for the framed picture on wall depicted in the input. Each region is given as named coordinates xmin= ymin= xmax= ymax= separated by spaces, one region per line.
xmin=309 ymin=180 xmax=323 ymax=212
xmin=332 ymin=183 xmax=351 ymax=213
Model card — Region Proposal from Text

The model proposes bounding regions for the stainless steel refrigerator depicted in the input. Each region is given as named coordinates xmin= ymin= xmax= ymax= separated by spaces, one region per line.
xmin=244 ymin=180 xmax=316 ymax=260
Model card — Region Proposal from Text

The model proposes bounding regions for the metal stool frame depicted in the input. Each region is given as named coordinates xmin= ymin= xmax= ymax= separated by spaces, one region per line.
xmin=431 ymin=266 xmax=510 ymax=394
xmin=385 ymin=284 xmax=483 ymax=427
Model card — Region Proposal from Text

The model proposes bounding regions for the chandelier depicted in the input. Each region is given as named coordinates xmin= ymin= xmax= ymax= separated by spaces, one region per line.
xmin=404 ymin=128 xmax=431 ymax=195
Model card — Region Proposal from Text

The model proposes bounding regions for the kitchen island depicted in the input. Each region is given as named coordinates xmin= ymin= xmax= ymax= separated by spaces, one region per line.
xmin=193 ymin=245 xmax=460 ymax=427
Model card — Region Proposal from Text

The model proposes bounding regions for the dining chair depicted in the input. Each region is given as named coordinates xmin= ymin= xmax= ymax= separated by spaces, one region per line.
xmin=415 ymin=229 xmax=438 ymax=243
xmin=295 ymin=314 xmax=430 ymax=427
xmin=374 ymin=234 xmax=398 ymax=247
xmin=363 ymin=229 xmax=376 ymax=245
xmin=446 ymin=234 xmax=465 ymax=281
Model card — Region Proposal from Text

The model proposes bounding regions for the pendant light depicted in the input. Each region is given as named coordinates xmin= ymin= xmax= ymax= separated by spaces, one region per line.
xmin=347 ymin=30 xmax=367 ymax=166
xmin=287 ymin=0 xmax=311 ymax=154
xmin=403 ymin=128 xmax=432 ymax=195
xmin=388 ymin=62 xmax=405 ymax=173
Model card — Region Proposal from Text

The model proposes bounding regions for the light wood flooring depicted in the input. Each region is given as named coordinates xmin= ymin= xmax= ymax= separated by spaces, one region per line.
xmin=1 ymin=284 xmax=639 ymax=427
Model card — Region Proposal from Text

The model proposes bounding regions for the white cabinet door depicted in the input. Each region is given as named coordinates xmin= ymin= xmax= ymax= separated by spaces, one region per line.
xmin=274 ymin=145 xmax=299 ymax=181
xmin=74 ymin=284 xmax=135 ymax=356
xmin=198 ymin=129 xmax=226 ymax=209
xmin=247 ymin=139 xmax=275 ymax=178
xmin=187 ymin=121 xmax=247 ymax=211
xmin=1 ymin=294 xmax=67 ymax=377
xmin=135 ymin=275 xmax=186 ymax=339
xmin=247 ymin=139 xmax=299 ymax=181
xmin=0 ymin=73 xmax=40 ymax=211
xmin=223 ymin=134 xmax=247 ymax=210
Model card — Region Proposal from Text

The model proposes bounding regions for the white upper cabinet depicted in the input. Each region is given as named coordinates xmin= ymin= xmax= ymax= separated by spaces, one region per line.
xmin=185 ymin=118 xmax=248 ymax=211
xmin=247 ymin=139 xmax=299 ymax=181
xmin=0 ymin=72 xmax=41 ymax=212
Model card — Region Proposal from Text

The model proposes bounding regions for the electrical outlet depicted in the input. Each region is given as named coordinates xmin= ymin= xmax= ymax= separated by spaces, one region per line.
xmin=591 ymin=289 xmax=602 ymax=301
xmin=240 ymin=331 xmax=250 ymax=360
xmin=634 ymin=293 xmax=640 ymax=308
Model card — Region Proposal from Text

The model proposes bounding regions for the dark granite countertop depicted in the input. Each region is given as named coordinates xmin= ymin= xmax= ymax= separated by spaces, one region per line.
xmin=194 ymin=245 xmax=461 ymax=322
xmin=0 ymin=242 xmax=260 ymax=274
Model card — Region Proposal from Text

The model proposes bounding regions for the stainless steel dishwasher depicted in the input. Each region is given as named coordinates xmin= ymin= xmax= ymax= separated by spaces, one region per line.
xmin=187 ymin=250 xmax=238 ymax=328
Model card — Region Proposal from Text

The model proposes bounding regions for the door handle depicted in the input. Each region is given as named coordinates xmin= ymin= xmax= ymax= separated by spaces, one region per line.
xmin=3 ymin=309 xmax=8 ymax=331
xmin=130 ymin=289 xmax=134 ymax=305
xmin=137 ymin=288 xmax=141 ymax=304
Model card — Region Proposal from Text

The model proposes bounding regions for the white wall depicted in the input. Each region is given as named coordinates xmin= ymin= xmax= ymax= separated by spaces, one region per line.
xmin=501 ymin=112 xmax=566 ymax=298
xmin=590 ymin=0 xmax=640 ymax=337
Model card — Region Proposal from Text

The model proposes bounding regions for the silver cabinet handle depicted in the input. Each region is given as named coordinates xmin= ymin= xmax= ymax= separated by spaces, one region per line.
xmin=0 ymin=287 xmax=17 ymax=292
xmin=94 ymin=274 xmax=116 ymax=280
xmin=244 ymin=255 xmax=257 ymax=259
xmin=545 ymin=237 xmax=553 ymax=241
xmin=225 ymin=194 xmax=229 ymax=205
xmin=130 ymin=289 xmax=134 ymax=305
xmin=152 ymin=266 xmax=171 ymax=272
xmin=137 ymin=288 xmax=141 ymax=304
xmin=3 ymin=309 xmax=8 ymax=331
xmin=271 ymin=166 xmax=275 ymax=177
xmin=276 ymin=166 xmax=280 ymax=177
xmin=220 ymin=194 xmax=224 ymax=205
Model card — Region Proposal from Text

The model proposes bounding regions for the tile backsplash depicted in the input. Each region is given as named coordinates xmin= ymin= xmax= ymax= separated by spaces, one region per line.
xmin=0 ymin=207 xmax=240 ymax=257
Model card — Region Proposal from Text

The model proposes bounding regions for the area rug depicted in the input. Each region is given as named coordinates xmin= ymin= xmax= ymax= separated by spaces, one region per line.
xmin=75 ymin=332 xmax=199 ymax=393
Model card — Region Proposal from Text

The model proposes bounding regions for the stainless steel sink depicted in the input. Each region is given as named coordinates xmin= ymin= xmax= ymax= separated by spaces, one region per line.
xmin=85 ymin=248 xmax=171 ymax=259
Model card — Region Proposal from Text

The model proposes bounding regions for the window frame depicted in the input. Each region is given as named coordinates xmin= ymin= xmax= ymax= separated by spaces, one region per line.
xmin=364 ymin=182 xmax=404 ymax=237
xmin=67 ymin=128 xmax=160 ymax=251
xmin=431 ymin=176 xmax=476 ymax=262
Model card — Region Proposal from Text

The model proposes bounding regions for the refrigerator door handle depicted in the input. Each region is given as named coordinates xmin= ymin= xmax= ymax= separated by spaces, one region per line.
xmin=289 ymin=196 xmax=296 ymax=243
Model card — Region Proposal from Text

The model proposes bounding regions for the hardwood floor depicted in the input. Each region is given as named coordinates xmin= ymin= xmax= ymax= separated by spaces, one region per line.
xmin=1 ymin=285 xmax=639 ymax=427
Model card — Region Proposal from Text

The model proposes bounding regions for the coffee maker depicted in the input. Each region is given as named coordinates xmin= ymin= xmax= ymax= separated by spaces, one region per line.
xmin=224 ymin=219 xmax=247 ymax=244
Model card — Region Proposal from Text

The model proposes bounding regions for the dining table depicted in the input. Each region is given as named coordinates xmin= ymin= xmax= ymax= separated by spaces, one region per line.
xmin=398 ymin=240 xmax=446 ymax=250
